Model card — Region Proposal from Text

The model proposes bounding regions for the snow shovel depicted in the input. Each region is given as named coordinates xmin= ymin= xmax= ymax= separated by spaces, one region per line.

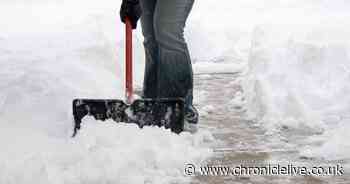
xmin=72 ymin=18 xmax=185 ymax=137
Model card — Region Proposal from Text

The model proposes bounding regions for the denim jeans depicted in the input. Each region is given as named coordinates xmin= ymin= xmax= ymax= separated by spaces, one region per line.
xmin=139 ymin=0 xmax=196 ymax=118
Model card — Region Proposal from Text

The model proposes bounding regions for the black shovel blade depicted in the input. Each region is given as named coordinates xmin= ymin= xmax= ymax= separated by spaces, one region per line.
xmin=72 ymin=98 xmax=184 ymax=137
xmin=72 ymin=99 xmax=128 ymax=137
xmin=126 ymin=98 xmax=185 ymax=133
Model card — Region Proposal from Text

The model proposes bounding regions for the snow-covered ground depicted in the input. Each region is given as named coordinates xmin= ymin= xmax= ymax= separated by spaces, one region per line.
xmin=192 ymin=0 xmax=350 ymax=162
xmin=0 ymin=119 xmax=213 ymax=184
xmin=229 ymin=1 xmax=350 ymax=161
xmin=192 ymin=0 xmax=350 ymax=163
xmin=0 ymin=1 xmax=214 ymax=183
xmin=1 ymin=0 xmax=350 ymax=183
xmin=193 ymin=0 xmax=350 ymax=166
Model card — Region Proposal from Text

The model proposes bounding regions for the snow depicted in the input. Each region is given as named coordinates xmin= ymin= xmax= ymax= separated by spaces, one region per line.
xmin=193 ymin=62 xmax=245 ymax=74
xmin=0 ymin=1 xmax=213 ymax=183
xmin=191 ymin=0 xmax=350 ymax=163
xmin=1 ymin=0 xmax=350 ymax=182
xmin=302 ymin=120 xmax=350 ymax=160
xmin=0 ymin=118 xmax=213 ymax=184
xmin=235 ymin=1 xmax=350 ymax=161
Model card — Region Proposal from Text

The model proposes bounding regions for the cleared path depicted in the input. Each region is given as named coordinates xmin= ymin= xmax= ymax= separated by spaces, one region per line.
xmin=190 ymin=73 xmax=349 ymax=184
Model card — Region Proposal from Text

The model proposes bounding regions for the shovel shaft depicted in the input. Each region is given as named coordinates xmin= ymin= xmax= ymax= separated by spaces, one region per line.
xmin=125 ymin=17 xmax=133 ymax=104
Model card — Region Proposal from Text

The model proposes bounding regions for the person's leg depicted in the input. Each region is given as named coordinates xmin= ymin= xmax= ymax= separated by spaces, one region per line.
xmin=139 ymin=0 xmax=158 ymax=98
xmin=153 ymin=0 xmax=198 ymax=128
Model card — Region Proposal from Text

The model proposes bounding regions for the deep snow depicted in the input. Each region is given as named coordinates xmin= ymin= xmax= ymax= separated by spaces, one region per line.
xmin=0 ymin=1 xmax=214 ymax=183
xmin=237 ymin=1 xmax=350 ymax=161
xmin=192 ymin=0 xmax=350 ymax=164
xmin=1 ymin=0 xmax=350 ymax=183
xmin=0 ymin=118 xmax=213 ymax=184
xmin=191 ymin=0 xmax=350 ymax=163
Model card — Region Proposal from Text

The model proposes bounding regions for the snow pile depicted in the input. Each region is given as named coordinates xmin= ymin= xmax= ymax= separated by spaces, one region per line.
xmin=0 ymin=1 xmax=213 ymax=183
xmin=179 ymin=0 xmax=350 ymax=162
xmin=191 ymin=0 xmax=350 ymax=161
xmin=245 ymin=27 xmax=350 ymax=131
xmin=302 ymin=120 xmax=350 ymax=160
xmin=239 ymin=2 xmax=350 ymax=160
xmin=2 ymin=1 xmax=350 ymax=182
xmin=0 ymin=119 xmax=213 ymax=184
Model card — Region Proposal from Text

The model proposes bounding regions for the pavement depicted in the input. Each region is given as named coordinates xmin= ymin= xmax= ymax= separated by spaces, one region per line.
xmin=190 ymin=73 xmax=349 ymax=184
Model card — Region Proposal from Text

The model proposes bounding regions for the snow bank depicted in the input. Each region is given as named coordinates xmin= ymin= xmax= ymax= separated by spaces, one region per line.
xmin=190 ymin=0 xmax=350 ymax=161
xmin=0 ymin=119 xmax=213 ymax=184
xmin=2 ymin=1 xmax=350 ymax=181
xmin=245 ymin=26 xmax=350 ymax=130
xmin=238 ymin=1 xmax=350 ymax=161
xmin=302 ymin=119 xmax=350 ymax=160
xmin=0 ymin=1 xmax=213 ymax=183
xmin=176 ymin=0 xmax=350 ymax=162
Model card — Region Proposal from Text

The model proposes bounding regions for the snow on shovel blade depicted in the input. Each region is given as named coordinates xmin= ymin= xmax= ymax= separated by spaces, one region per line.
xmin=126 ymin=98 xmax=185 ymax=133
xmin=72 ymin=99 xmax=128 ymax=136
xmin=72 ymin=98 xmax=184 ymax=137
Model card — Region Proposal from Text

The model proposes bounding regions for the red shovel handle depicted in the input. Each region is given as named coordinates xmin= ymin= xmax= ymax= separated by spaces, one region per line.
xmin=125 ymin=17 xmax=133 ymax=104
